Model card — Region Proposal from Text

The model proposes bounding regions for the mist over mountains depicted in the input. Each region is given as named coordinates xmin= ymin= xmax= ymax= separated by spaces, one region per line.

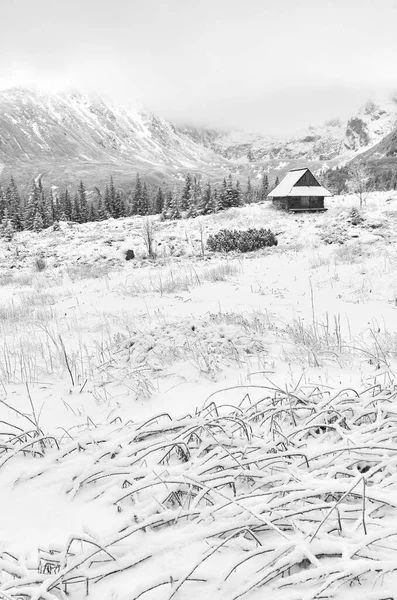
xmin=0 ymin=85 xmax=396 ymax=191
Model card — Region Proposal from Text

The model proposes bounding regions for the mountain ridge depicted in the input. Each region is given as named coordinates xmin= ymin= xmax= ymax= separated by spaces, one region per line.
xmin=0 ymin=85 xmax=396 ymax=190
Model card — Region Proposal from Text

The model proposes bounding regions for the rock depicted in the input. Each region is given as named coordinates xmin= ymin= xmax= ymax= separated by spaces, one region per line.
xmin=125 ymin=249 xmax=135 ymax=261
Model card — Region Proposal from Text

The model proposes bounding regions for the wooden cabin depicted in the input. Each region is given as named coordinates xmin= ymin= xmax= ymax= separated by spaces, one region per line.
xmin=269 ymin=168 xmax=331 ymax=212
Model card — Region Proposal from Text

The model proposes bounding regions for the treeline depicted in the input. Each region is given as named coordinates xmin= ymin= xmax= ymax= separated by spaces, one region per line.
xmin=0 ymin=172 xmax=272 ymax=236
xmin=324 ymin=165 xmax=397 ymax=195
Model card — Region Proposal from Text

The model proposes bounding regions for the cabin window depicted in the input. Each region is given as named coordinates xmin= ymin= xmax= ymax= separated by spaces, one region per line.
xmin=301 ymin=197 xmax=310 ymax=206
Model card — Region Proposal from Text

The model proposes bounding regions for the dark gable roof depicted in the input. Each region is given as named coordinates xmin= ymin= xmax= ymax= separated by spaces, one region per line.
xmin=269 ymin=168 xmax=332 ymax=198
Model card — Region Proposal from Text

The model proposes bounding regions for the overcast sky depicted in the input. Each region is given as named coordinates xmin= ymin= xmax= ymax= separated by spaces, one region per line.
xmin=1 ymin=0 xmax=397 ymax=134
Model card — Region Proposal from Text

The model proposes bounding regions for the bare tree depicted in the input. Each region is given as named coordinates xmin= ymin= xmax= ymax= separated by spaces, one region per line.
xmin=198 ymin=219 xmax=206 ymax=256
xmin=142 ymin=217 xmax=157 ymax=259
xmin=346 ymin=163 xmax=372 ymax=207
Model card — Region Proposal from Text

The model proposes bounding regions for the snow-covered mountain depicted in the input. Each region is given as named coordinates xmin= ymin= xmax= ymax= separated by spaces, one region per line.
xmin=179 ymin=97 xmax=397 ymax=165
xmin=0 ymin=86 xmax=396 ymax=190
xmin=0 ymin=86 xmax=233 ymax=189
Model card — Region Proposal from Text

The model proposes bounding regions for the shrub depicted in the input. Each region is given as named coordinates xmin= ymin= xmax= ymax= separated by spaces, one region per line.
xmin=347 ymin=207 xmax=364 ymax=226
xmin=206 ymin=228 xmax=277 ymax=253
xmin=35 ymin=257 xmax=47 ymax=272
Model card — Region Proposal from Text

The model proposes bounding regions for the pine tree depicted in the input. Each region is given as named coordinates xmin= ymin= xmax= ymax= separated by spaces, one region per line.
xmin=214 ymin=188 xmax=221 ymax=212
xmin=161 ymin=190 xmax=172 ymax=220
xmin=233 ymin=180 xmax=242 ymax=207
xmin=88 ymin=203 xmax=97 ymax=222
xmin=217 ymin=178 xmax=228 ymax=211
xmin=225 ymin=174 xmax=234 ymax=208
xmin=95 ymin=188 xmax=108 ymax=221
xmin=199 ymin=181 xmax=214 ymax=215
xmin=0 ymin=184 xmax=5 ymax=222
xmin=25 ymin=180 xmax=43 ymax=230
xmin=180 ymin=173 xmax=193 ymax=211
xmin=168 ymin=191 xmax=181 ymax=220
xmin=114 ymin=190 xmax=125 ymax=218
xmin=63 ymin=189 xmax=73 ymax=221
xmin=72 ymin=193 xmax=81 ymax=222
xmin=141 ymin=183 xmax=150 ymax=216
xmin=108 ymin=176 xmax=117 ymax=217
xmin=32 ymin=211 xmax=43 ymax=233
xmin=261 ymin=173 xmax=269 ymax=200
xmin=187 ymin=176 xmax=201 ymax=217
xmin=133 ymin=173 xmax=143 ymax=215
xmin=37 ymin=178 xmax=50 ymax=227
xmin=274 ymin=176 xmax=280 ymax=188
xmin=245 ymin=177 xmax=253 ymax=204
xmin=1 ymin=208 xmax=15 ymax=241
xmin=6 ymin=177 xmax=23 ymax=231
xmin=78 ymin=181 xmax=88 ymax=223
xmin=47 ymin=189 xmax=56 ymax=225
xmin=154 ymin=187 xmax=164 ymax=214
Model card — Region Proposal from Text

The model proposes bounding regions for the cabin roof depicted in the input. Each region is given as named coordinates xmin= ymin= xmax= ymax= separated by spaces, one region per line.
xmin=269 ymin=168 xmax=332 ymax=198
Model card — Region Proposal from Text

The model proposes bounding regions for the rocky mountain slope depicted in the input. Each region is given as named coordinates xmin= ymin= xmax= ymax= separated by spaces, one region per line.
xmin=0 ymin=86 xmax=233 ymax=190
xmin=180 ymin=98 xmax=397 ymax=165
xmin=0 ymin=86 xmax=396 ymax=191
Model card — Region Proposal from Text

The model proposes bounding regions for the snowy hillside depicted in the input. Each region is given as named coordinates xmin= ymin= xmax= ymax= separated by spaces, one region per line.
xmin=180 ymin=97 xmax=397 ymax=167
xmin=2 ymin=193 xmax=397 ymax=599
xmin=0 ymin=86 xmax=233 ymax=188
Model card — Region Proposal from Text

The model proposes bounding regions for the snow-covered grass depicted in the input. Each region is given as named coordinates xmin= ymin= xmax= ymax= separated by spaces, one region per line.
xmin=2 ymin=192 xmax=397 ymax=599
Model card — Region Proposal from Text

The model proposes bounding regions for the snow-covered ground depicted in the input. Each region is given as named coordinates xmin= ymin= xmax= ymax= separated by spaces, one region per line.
xmin=1 ymin=192 xmax=397 ymax=599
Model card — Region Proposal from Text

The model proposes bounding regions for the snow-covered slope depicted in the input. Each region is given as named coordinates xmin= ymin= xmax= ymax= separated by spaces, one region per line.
xmin=179 ymin=97 xmax=397 ymax=166
xmin=0 ymin=86 xmax=233 ymax=188
xmin=344 ymin=98 xmax=397 ymax=151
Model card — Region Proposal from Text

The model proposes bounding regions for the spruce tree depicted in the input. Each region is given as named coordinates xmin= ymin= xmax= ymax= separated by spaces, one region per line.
xmin=6 ymin=177 xmax=23 ymax=231
xmin=161 ymin=190 xmax=172 ymax=220
xmin=233 ymin=180 xmax=242 ymax=207
xmin=225 ymin=174 xmax=235 ymax=208
xmin=133 ymin=173 xmax=143 ymax=215
xmin=0 ymin=184 xmax=5 ymax=222
xmin=37 ymin=178 xmax=50 ymax=228
xmin=245 ymin=177 xmax=253 ymax=204
xmin=114 ymin=190 xmax=125 ymax=218
xmin=88 ymin=203 xmax=97 ymax=222
xmin=78 ymin=181 xmax=88 ymax=223
xmin=1 ymin=208 xmax=15 ymax=241
xmin=103 ymin=185 xmax=111 ymax=216
xmin=199 ymin=181 xmax=214 ymax=215
xmin=180 ymin=173 xmax=193 ymax=211
xmin=108 ymin=176 xmax=117 ymax=217
xmin=72 ymin=194 xmax=81 ymax=223
xmin=25 ymin=180 xmax=43 ymax=230
xmin=154 ymin=187 xmax=164 ymax=214
xmin=261 ymin=173 xmax=269 ymax=200
xmin=64 ymin=189 xmax=73 ymax=221
xmin=168 ymin=192 xmax=181 ymax=220
xmin=141 ymin=183 xmax=150 ymax=216
xmin=32 ymin=211 xmax=44 ymax=233
xmin=217 ymin=178 xmax=228 ymax=211
xmin=95 ymin=188 xmax=108 ymax=220
xmin=47 ymin=189 xmax=56 ymax=224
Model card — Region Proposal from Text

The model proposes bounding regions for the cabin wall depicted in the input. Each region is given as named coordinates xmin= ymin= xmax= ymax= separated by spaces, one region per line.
xmin=272 ymin=197 xmax=289 ymax=210
xmin=294 ymin=170 xmax=321 ymax=187
xmin=288 ymin=196 xmax=324 ymax=210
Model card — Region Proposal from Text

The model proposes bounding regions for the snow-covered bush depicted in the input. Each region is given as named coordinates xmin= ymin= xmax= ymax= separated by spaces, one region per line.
xmin=207 ymin=227 xmax=277 ymax=253
xmin=347 ymin=206 xmax=364 ymax=226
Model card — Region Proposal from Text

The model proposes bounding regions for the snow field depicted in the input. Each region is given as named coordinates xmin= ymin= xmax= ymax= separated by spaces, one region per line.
xmin=1 ymin=193 xmax=397 ymax=599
